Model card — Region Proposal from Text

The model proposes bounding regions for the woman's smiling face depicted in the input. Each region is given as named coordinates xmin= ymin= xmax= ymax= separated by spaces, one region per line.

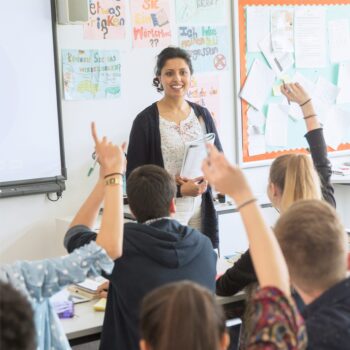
xmin=158 ymin=58 xmax=192 ymax=98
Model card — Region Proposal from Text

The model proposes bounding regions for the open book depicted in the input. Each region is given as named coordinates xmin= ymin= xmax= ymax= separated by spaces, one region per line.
xmin=180 ymin=133 xmax=215 ymax=179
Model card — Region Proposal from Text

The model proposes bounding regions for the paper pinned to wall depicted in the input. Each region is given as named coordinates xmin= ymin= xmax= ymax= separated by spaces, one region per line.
xmin=270 ymin=8 xmax=294 ymax=53
xmin=247 ymin=107 xmax=265 ymax=133
xmin=239 ymin=59 xmax=276 ymax=110
xmin=246 ymin=6 xmax=270 ymax=52
xmin=258 ymin=34 xmax=294 ymax=77
xmin=178 ymin=25 xmax=229 ymax=72
xmin=186 ymin=74 xmax=221 ymax=126
xmin=84 ymin=0 xmax=126 ymax=40
xmin=175 ymin=0 xmax=225 ymax=24
xmin=248 ymin=126 xmax=266 ymax=156
xmin=265 ymin=104 xmax=288 ymax=147
xmin=62 ymin=49 xmax=121 ymax=100
xmin=337 ymin=62 xmax=350 ymax=104
xmin=315 ymin=76 xmax=340 ymax=105
xmin=130 ymin=0 xmax=172 ymax=49
xmin=323 ymin=107 xmax=349 ymax=150
xmin=294 ymin=7 xmax=327 ymax=68
xmin=328 ymin=19 xmax=350 ymax=63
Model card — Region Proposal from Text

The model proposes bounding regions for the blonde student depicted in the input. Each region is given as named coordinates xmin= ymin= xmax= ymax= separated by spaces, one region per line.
xmin=0 ymin=123 xmax=126 ymax=350
xmin=216 ymin=82 xmax=336 ymax=297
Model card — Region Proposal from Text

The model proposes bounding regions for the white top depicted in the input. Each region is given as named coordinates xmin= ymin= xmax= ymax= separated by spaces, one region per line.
xmin=159 ymin=108 xmax=203 ymax=177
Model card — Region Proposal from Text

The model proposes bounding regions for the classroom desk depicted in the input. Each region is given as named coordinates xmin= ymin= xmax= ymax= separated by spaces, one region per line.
xmin=62 ymin=257 xmax=245 ymax=343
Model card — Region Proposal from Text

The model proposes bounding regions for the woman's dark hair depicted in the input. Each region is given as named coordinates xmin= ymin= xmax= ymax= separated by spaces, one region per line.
xmin=153 ymin=46 xmax=193 ymax=92
xmin=140 ymin=281 xmax=226 ymax=350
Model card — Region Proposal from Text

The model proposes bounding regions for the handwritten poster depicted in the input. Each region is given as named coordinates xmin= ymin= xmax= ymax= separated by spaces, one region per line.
xmin=187 ymin=74 xmax=220 ymax=126
xmin=178 ymin=25 xmax=229 ymax=72
xmin=62 ymin=50 xmax=121 ymax=100
xmin=84 ymin=0 xmax=126 ymax=40
xmin=175 ymin=0 xmax=225 ymax=24
xmin=130 ymin=0 xmax=172 ymax=48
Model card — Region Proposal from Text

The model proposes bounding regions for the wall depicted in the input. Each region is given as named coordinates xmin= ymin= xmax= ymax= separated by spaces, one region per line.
xmin=0 ymin=0 xmax=349 ymax=264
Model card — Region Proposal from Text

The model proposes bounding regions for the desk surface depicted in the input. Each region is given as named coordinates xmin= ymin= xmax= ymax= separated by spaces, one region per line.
xmin=62 ymin=257 xmax=244 ymax=340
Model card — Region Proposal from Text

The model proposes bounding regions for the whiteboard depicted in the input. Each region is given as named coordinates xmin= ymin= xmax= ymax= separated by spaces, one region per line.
xmin=0 ymin=0 xmax=65 ymax=197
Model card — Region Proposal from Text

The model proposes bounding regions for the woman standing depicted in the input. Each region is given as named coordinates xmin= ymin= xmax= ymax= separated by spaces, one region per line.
xmin=126 ymin=47 xmax=223 ymax=248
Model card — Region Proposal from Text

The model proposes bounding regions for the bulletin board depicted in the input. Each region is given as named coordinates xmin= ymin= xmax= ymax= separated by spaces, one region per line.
xmin=233 ymin=0 xmax=350 ymax=167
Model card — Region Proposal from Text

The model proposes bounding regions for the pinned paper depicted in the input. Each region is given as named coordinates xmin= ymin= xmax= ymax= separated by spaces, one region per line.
xmin=337 ymin=62 xmax=350 ymax=104
xmin=248 ymin=126 xmax=266 ymax=156
xmin=315 ymin=76 xmax=340 ymax=105
xmin=258 ymin=34 xmax=294 ymax=77
xmin=246 ymin=6 xmax=270 ymax=52
xmin=265 ymin=104 xmax=288 ymax=147
xmin=328 ymin=19 xmax=350 ymax=63
xmin=178 ymin=25 xmax=229 ymax=72
xmin=240 ymin=59 xmax=276 ymax=110
xmin=247 ymin=107 xmax=265 ymax=134
xmin=323 ymin=107 xmax=349 ymax=150
xmin=270 ymin=8 xmax=294 ymax=53
xmin=175 ymin=0 xmax=225 ymax=24
xmin=294 ymin=7 xmax=327 ymax=68
xmin=84 ymin=0 xmax=126 ymax=40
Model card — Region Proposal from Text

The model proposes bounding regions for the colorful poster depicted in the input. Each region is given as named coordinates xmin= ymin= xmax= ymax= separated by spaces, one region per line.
xmin=178 ymin=26 xmax=229 ymax=72
xmin=62 ymin=50 xmax=121 ymax=100
xmin=84 ymin=0 xmax=126 ymax=40
xmin=130 ymin=0 xmax=172 ymax=48
xmin=186 ymin=74 xmax=220 ymax=126
xmin=175 ymin=0 xmax=225 ymax=24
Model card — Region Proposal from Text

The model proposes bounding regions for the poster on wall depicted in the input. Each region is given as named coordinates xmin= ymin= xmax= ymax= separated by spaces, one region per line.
xmin=84 ymin=0 xmax=126 ymax=40
xmin=186 ymin=74 xmax=221 ymax=126
xmin=178 ymin=25 xmax=229 ymax=72
xmin=175 ymin=0 xmax=225 ymax=24
xmin=130 ymin=0 xmax=172 ymax=48
xmin=62 ymin=49 xmax=121 ymax=100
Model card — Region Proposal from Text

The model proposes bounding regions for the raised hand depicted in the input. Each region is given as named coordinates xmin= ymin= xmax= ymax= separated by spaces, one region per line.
xmin=202 ymin=144 xmax=253 ymax=204
xmin=91 ymin=122 xmax=126 ymax=176
xmin=280 ymin=82 xmax=310 ymax=106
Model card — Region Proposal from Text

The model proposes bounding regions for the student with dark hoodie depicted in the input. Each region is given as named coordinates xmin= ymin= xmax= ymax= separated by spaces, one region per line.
xmin=64 ymin=164 xmax=216 ymax=350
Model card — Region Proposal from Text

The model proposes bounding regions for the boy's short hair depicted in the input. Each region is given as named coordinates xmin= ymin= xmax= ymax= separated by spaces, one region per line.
xmin=0 ymin=281 xmax=36 ymax=350
xmin=274 ymin=200 xmax=347 ymax=292
xmin=127 ymin=165 xmax=176 ymax=223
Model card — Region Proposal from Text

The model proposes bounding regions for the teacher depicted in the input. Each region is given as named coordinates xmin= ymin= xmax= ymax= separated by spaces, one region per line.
xmin=126 ymin=47 xmax=223 ymax=248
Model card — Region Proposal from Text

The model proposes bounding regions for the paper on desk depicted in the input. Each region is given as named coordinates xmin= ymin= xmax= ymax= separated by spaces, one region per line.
xmin=271 ymin=8 xmax=294 ymax=53
xmin=294 ymin=7 xmax=327 ymax=68
xmin=248 ymin=125 xmax=266 ymax=156
xmin=328 ymin=19 xmax=350 ymax=63
xmin=180 ymin=133 xmax=215 ymax=179
xmin=246 ymin=6 xmax=270 ymax=52
xmin=323 ymin=107 xmax=349 ymax=150
xmin=337 ymin=62 xmax=350 ymax=104
xmin=265 ymin=104 xmax=288 ymax=147
xmin=258 ymin=34 xmax=294 ymax=77
xmin=240 ymin=59 xmax=276 ymax=110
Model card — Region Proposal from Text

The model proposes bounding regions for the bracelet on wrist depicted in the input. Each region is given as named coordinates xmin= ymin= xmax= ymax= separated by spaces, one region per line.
xmin=105 ymin=176 xmax=123 ymax=186
xmin=303 ymin=114 xmax=317 ymax=120
xmin=104 ymin=172 xmax=123 ymax=179
xmin=299 ymin=98 xmax=311 ymax=107
xmin=236 ymin=197 xmax=257 ymax=211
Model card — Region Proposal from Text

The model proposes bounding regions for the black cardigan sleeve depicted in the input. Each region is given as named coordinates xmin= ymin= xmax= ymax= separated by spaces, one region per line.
xmin=216 ymin=249 xmax=257 ymax=296
xmin=305 ymin=128 xmax=336 ymax=208
xmin=64 ymin=225 xmax=97 ymax=253
xmin=126 ymin=115 xmax=150 ymax=179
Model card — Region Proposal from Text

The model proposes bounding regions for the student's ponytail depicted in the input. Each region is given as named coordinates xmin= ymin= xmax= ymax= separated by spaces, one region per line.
xmin=270 ymin=154 xmax=322 ymax=212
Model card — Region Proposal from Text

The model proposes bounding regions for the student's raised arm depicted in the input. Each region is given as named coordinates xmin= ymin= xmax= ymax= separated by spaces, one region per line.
xmin=69 ymin=122 xmax=126 ymax=260
xmin=202 ymin=146 xmax=290 ymax=296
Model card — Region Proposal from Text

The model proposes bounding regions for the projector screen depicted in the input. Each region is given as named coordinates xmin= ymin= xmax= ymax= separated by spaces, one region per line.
xmin=0 ymin=0 xmax=66 ymax=198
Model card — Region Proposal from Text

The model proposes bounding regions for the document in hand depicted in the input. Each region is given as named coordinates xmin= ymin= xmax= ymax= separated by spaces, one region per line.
xmin=180 ymin=133 xmax=215 ymax=179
